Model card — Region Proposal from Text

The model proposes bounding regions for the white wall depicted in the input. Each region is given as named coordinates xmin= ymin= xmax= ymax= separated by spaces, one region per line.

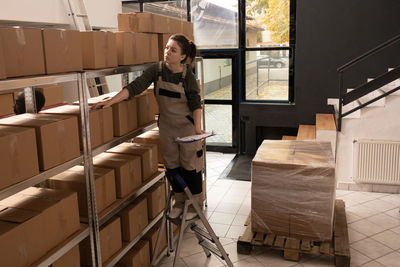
xmin=336 ymin=94 xmax=400 ymax=185
xmin=0 ymin=0 xmax=122 ymax=29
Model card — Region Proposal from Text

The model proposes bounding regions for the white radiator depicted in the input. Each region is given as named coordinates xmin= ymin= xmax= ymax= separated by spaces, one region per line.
xmin=353 ymin=140 xmax=400 ymax=185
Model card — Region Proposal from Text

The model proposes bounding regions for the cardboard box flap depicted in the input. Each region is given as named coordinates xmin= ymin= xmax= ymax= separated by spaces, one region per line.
xmin=93 ymin=153 xmax=140 ymax=168
xmin=0 ymin=113 xmax=76 ymax=127
xmin=0 ymin=206 xmax=38 ymax=223
xmin=252 ymin=140 xmax=334 ymax=168
xmin=41 ymin=105 xmax=80 ymax=115
xmin=0 ymin=125 xmax=35 ymax=137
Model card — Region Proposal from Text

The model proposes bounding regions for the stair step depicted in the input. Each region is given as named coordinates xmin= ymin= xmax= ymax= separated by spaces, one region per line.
xmin=198 ymin=240 xmax=225 ymax=260
xmin=297 ymin=125 xmax=316 ymax=140
xmin=316 ymin=113 xmax=336 ymax=131
xmin=191 ymin=224 xmax=215 ymax=243
xmin=282 ymin=135 xmax=297 ymax=140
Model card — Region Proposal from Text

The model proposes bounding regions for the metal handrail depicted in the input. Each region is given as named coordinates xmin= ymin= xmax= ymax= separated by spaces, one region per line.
xmin=337 ymin=33 xmax=400 ymax=72
xmin=337 ymin=33 xmax=400 ymax=131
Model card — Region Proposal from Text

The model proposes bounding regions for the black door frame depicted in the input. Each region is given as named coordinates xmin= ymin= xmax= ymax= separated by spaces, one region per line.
xmin=198 ymin=49 xmax=240 ymax=153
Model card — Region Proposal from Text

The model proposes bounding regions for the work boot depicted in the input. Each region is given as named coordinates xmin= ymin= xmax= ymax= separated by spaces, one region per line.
xmin=169 ymin=192 xmax=185 ymax=219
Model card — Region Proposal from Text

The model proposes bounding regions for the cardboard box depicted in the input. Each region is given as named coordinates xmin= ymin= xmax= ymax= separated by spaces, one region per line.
xmin=0 ymin=33 xmax=6 ymax=79
xmin=0 ymin=125 xmax=39 ymax=190
xmin=93 ymin=152 xmax=142 ymax=198
xmin=181 ymin=21 xmax=194 ymax=40
xmin=105 ymin=31 xmax=118 ymax=68
xmin=0 ymin=187 xmax=80 ymax=267
xmin=116 ymin=31 xmax=135 ymax=66
xmin=0 ymin=93 xmax=15 ymax=116
xmin=86 ymin=93 xmax=138 ymax=137
xmin=251 ymin=140 xmax=336 ymax=241
xmin=80 ymin=216 xmax=122 ymax=265
xmin=133 ymin=32 xmax=147 ymax=64
xmin=158 ymin=33 xmax=170 ymax=61
xmin=107 ymin=142 xmax=158 ymax=181
xmin=35 ymin=84 xmax=64 ymax=107
xmin=145 ymin=33 xmax=159 ymax=63
xmin=119 ymin=196 xmax=148 ymax=241
xmin=146 ymin=87 xmax=159 ymax=115
xmin=135 ymin=90 xmax=155 ymax=126
xmin=81 ymin=31 xmax=118 ymax=69
xmin=48 ymin=165 xmax=117 ymax=217
xmin=41 ymin=105 xmax=114 ymax=149
xmin=166 ymin=17 xmax=181 ymax=34
xmin=52 ymin=245 xmax=80 ymax=267
xmin=118 ymin=12 xmax=154 ymax=32
xmin=0 ymin=27 xmax=45 ymax=77
xmin=144 ymin=222 xmax=167 ymax=258
xmin=146 ymin=181 xmax=166 ymax=220
xmin=133 ymin=130 xmax=163 ymax=164
xmin=42 ymin=29 xmax=83 ymax=74
xmin=118 ymin=240 xmax=150 ymax=267
xmin=0 ymin=113 xmax=80 ymax=170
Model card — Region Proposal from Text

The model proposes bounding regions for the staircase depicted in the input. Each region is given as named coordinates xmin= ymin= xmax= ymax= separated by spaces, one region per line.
xmin=282 ymin=113 xmax=337 ymax=156
xmin=328 ymin=71 xmax=400 ymax=193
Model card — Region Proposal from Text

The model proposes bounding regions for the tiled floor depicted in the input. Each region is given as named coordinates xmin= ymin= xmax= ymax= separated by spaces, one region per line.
xmin=158 ymin=152 xmax=400 ymax=267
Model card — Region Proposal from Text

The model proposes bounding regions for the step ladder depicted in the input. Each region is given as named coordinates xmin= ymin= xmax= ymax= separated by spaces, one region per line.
xmin=151 ymin=170 xmax=234 ymax=267
xmin=65 ymin=0 xmax=110 ymax=97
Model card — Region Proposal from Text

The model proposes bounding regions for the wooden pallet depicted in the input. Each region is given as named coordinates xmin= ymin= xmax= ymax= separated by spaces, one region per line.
xmin=237 ymin=200 xmax=350 ymax=267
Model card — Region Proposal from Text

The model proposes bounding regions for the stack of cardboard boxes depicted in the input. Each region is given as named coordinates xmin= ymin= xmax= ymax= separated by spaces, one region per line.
xmin=251 ymin=140 xmax=336 ymax=241
xmin=118 ymin=12 xmax=194 ymax=62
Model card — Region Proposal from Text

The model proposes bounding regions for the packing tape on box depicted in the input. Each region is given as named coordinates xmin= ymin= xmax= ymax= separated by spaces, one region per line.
xmin=15 ymin=27 xmax=26 ymax=45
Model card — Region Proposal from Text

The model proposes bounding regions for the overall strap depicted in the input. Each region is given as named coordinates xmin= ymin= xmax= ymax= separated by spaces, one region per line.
xmin=179 ymin=64 xmax=188 ymax=85
xmin=158 ymin=61 xmax=163 ymax=77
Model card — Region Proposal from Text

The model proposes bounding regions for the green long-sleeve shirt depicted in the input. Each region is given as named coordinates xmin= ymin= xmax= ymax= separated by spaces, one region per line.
xmin=124 ymin=62 xmax=201 ymax=112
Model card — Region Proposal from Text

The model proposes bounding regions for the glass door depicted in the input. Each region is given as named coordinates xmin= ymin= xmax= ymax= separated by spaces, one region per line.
xmin=197 ymin=51 xmax=239 ymax=152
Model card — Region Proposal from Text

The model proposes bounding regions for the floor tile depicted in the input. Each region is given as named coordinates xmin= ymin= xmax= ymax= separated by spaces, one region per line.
xmin=237 ymin=203 xmax=251 ymax=216
xmin=209 ymin=223 xmax=230 ymax=237
xmin=225 ymin=225 xmax=247 ymax=239
xmin=350 ymin=247 xmax=372 ymax=266
xmin=214 ymin=201 xmax=242 ymax=214
xmin=375 ymin=251 xmax=400 ymax=267
xmin=391 ymin=225 xmax=400 ymax=234
xmin=346 ymin=210 xmax=363 ymax=224
xmin=361 ymin=260 xmax=385 ymax=267
xmin=351 ymin=237 xmax=393 ymax=259
xmin=301 ymin=255 xmax=335 ymax=266
xmin=348 ymin=227 xmax=367 ymax=244
xmin=384 ymin=208 xmax=400 ymax=219
xmin=209 ymin=211 xmax=236 ymax=224
xmin=379 ymin=194 xmax=400 ymax=205
xmin=177 ymin=236 xmax=206 ymax=257
xmin=345 ymin=192 xmax=381 ymax=204
xmin=347 ymin=205 xmax=381 ymax=219
xmin=232 ymin=257 xmax=265 ymax=267
xmin=254 ymin=249 xmax=299 ymax=267
xmin=349 ymin=219 xmax=386 ymax=236
xmin=362 ymin=199 xmax=399 ymax=212
xmin=158 ymin=256 xmax=187 ymax=267
xmin=371 ymin=230 xmax=400 ymax=250
xmin=232 ymin=214 xmax=249 ymax=226
xmin=367 ymin=213 xmax=400 ymax=229
xmin=182 ymin=251 xmax=226 ymax=267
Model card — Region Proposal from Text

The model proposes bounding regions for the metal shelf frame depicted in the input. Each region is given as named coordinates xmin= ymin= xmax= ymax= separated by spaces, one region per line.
xmin=0 ymin=57 xmax=205 ymax=266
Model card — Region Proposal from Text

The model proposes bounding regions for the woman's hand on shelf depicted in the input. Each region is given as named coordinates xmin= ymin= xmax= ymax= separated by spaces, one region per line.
xmin=91 ymin=100 xmax=112 ymax=110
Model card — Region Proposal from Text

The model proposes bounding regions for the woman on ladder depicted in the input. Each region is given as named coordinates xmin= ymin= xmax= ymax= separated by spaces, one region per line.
xmin=92 ymin=34 xmax=204 ymax=220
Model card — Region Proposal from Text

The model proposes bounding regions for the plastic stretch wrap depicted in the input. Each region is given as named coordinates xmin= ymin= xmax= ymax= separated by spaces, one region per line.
xmin=251 ymin=140 xmax=336 ymax=241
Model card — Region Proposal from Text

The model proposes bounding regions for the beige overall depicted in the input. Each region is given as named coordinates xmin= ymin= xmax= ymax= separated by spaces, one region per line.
xmin=155 ymin=62 xmax=203 ymax=173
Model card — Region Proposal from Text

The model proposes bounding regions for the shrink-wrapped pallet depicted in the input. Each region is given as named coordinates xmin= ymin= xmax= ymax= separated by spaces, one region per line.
xmin=251 ymin=140 xmax=336 ymax=241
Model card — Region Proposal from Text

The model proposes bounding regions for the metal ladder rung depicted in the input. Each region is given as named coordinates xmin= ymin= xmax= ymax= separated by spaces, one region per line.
xmin=198 ymin=240 xmax=226 ymax=260
xmin=76 ymin=14 xmax=88 ymax=17
xmin=191 ymin=224 xmax=216 ymax=243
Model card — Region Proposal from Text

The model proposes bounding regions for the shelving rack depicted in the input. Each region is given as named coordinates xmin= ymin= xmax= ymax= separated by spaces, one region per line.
xmin=0 ymin=56 xmax=206 ymax=266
